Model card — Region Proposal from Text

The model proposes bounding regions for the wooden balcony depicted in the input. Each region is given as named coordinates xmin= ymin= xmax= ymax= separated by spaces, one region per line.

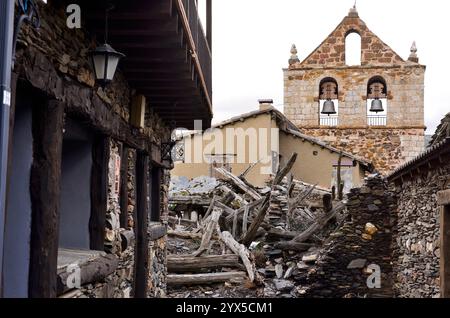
xmin=56 ymin=0 xmax=213 ymax=129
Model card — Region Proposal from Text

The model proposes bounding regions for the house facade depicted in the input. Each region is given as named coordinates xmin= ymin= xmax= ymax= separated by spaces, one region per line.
xmin=284 ymin=6 xmax=426 ymax=175
xmin=172 ymin=100 xmax=372 ymax=191
xmin=1 ymin=0 xmax=212 ymax=298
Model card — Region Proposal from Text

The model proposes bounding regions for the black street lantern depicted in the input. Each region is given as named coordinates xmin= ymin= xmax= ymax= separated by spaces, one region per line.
xmin=90 ymin=44 xmax=125 ymax=87
xmin=90 ymin=5 xmax=125 ymax=87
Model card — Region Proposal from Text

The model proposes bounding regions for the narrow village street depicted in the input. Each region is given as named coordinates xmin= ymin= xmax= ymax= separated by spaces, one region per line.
xmin=0 ymin=0 xmax=449 ymax=301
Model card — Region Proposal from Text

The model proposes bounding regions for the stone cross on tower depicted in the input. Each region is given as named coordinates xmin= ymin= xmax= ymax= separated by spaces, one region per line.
xmin=408 ymin=41 xmax=419 ymax=63
xmin=289 ymin=44 xmax=300 ymax=66
xmin=349 ymin=1 xmax=359 ymax=17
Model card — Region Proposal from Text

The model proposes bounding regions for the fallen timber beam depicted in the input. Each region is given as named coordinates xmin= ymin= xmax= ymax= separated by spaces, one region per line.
xmin=167 ymin=254 xmax=241 ymax=273
xmin=241 ymin=153 xmax=298 ymax=246
xmin=167 ymin=230 xmax=203 ymax=240
xmin=169 ymin=196 xmax=211 ymax=206
xmin=168 ymin=216 xmax=198 ymax=228
xmin=214 ymin=167 xmax=261 ymax=200
xmin=167 ymin=271 xmax=247 ymax=286
xmin=273 ymin=241 xmax=315 ymax=252
xmin=292 ymin=201 xmax=345 ymax=243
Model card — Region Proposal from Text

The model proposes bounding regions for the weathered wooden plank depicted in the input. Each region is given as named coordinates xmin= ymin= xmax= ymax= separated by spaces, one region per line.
xmin=273 ymin=241 xmax=315 ymax=252
xmin=220 ymin=231 xmax=257 ymax=283
xmin=167 ymin=271 xmax=247 ymax=286
xmin=167 ymin=254 xmax=240 ymax=273
xmin=292 ymin=202 xmax=345 ymax=243
xmin=241 ymin=153 xmax=298 ymax=246
xmin=134 ymin=152 xmax=150 ymax=298
xmin=441 ymin=205 xmax=450 ymax=298
xmin=150 ymin=166 xmax=162 ymax=222
xmin=57 ymin=253 xmax=118 ymax=295
xmin=437 ymin=190 xmax=450 ymax=206
xmin=29 ymin=99 xmax=64 ymax=298
xmin=214 ymin=167 xmax=261 ymax=200
xmin=167 ymin=229 xmax=203 ymax=240
xmin=89 ymin=136 xmax=109 ymax=251
xmin=169 ymin=196 xmax=211 ymax=206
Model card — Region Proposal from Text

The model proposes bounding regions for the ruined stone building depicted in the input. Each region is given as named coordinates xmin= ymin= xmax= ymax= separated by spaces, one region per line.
xmin=299 ymin=113 xmax=450 ymax=298
xmin=284 ymin=6 xmax=425 ymax=175
xmin=388 ymin=114 xmax=450 ymax=298
xmin=1 ymin=0 xmax=212 ymax=298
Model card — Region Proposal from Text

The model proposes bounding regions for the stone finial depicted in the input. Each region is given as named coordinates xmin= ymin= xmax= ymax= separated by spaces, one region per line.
xmin=348 ymin=1 xmax=359 ymax=18
xmin=408 ymin=41 xmax=419 ymax=63
xmin=288 ymin=44 xmax=300 ymax=66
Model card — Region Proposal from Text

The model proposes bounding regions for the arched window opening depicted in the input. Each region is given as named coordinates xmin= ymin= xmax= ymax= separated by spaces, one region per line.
xmin=367 ymin=76 xmax=388 ymax=126
xmin=345 ymin=32 xmax=361 ymax=66
xmin=319 ymin=78 xmax=339 ymax=126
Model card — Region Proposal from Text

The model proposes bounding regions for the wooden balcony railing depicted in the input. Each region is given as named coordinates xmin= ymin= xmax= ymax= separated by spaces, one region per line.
xmin=177 ymin=0 xmax=213 ymax=109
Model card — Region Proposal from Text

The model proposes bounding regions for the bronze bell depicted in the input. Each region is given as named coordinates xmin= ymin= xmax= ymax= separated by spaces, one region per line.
xmin=321 ymin=99 xmax=337 ymax=116
xmin=370 ymin=98 xmax=384 ymax=113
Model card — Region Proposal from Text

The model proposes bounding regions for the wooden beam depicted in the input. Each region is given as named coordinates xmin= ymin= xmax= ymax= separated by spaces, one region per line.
xmin=174 ymin=0 xmax=212 ymax=115
xmin=134 ymin=152 xmax=149 ymax=298
xmin=206 ymin=0 xmax=212 ymax=50
xmin=5 ymin=73 xmax=19 ymax=203
xmin=29 ymin=100 xmax=64 ymax=298
xmin=167 ymin=254 xmax=240 ymax=273
xmin=119 ymin=145 xmax=129 ymax=229
xmin=89 ymin=136 xmax=109 ymax=251
xmin=441 ymin=205 xmax=450 ymax=298
xmin=167 ymin=271 xmax=247 ymax=286
xmin=437 ymin=190 xmax=450 ymax=206
xmin=150 ymin=166 xmax=162 ymax=222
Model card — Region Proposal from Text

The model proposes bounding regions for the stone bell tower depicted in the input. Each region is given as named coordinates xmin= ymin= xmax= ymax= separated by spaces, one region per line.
xmin=283 ymin=5 xmax=426 ymax=174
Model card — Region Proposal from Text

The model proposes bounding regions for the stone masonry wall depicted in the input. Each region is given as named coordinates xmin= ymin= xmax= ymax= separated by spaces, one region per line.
xmin=148 ymin=234 xmax=167 ymax=298
xmin=284 ymin=66 xmax=425 ymax=128
xmin=297 ymin=127 xmax=424 ymax=175
xmin=390 ymin=161 xmax=450 ymax=298
xmin=304 ymin=176 xmax=395 ymax=298
xmin=295 ymin=12 xmax=406 ymax=67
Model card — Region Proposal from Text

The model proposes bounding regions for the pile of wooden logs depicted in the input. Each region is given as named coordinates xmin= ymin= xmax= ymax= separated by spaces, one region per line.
xmin=167 ymin=153 xmax=347 ymax=287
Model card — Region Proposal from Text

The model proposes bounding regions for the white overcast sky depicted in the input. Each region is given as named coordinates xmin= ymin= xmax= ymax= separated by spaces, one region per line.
xmin=198 ymin=0 xmax=450 ymax=134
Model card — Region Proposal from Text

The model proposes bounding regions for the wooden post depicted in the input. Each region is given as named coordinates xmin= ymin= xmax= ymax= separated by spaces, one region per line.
xmin=441 ymin=205 xmax=450 ymax=298
xmin=337 ymin=152 xmax=343 ymax=201
xmin=150 ymin=166 xmax=161 ymax=222
xmin=206 ymin=0 xmax=212 ymax=50
xmin=89 ymin=136 xmax=110 ymax=251
xmin=119 ymin=145 xmax=129 ymax=228
xmin=29 ymin=99 xmax=64 ymax=298
xmin=134 ymin=152 xmax=149 ymax=298
xmin=438 ymin=190 xmax=450 ymax=298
